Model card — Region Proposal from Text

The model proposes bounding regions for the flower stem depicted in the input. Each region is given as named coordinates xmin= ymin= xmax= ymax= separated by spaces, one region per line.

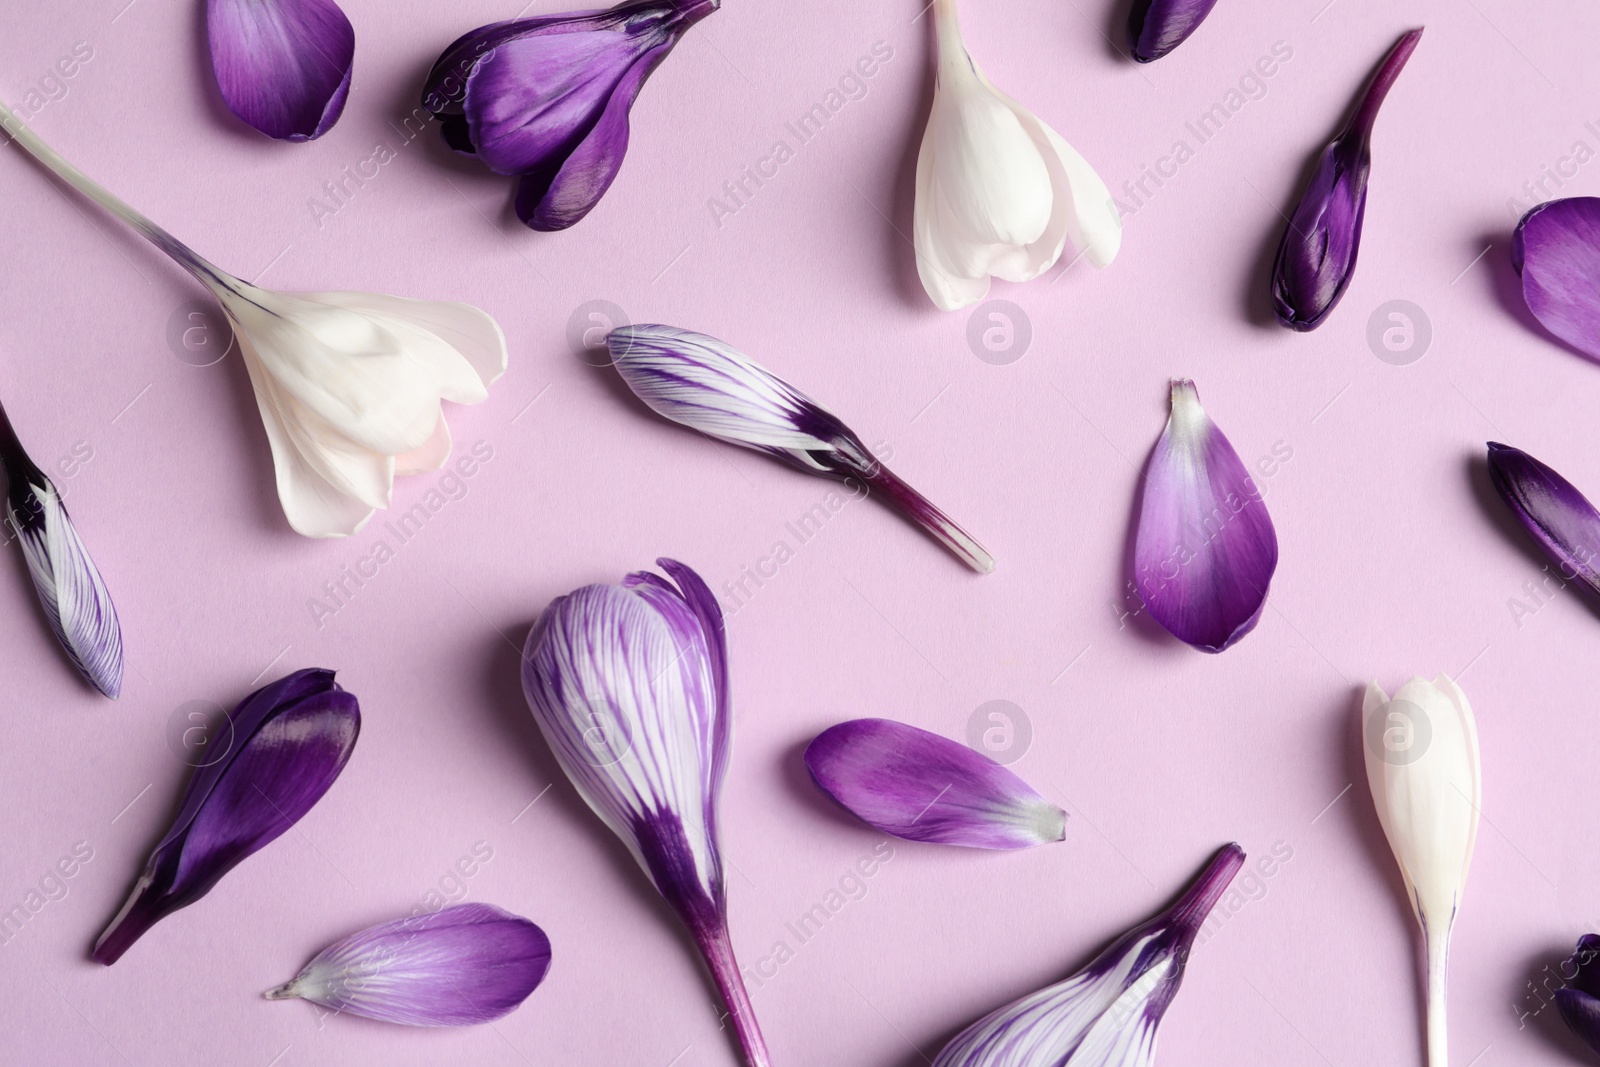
xmin=1346 ymin=28 xmax=1423 ymax=141
xmin=694 ymin=922 xmax=771 ymax=1067
xmin=858 ymin=462 xmax=994 ymax=574
xmin=1163 ymin=843 xmax=1246 ymax=941
xmin=1425 ymin=928 xmax=1450 ymax=1067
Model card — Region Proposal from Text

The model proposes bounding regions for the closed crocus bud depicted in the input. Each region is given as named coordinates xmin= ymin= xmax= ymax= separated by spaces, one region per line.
xmin=206 ymin=0 xmax=355 ymax=141
xmin=1127 ymin=0 xmax=1220 ymax=63
xmin=422 ymin=0 xmax=718 ymax=231
xmin=913 ymin=0 xmax=1120 ymax=311
xmin=1555 ymin=934 xmax=1600 ymax=1055
xmin=1272 ymin=29 xmax=1421 ymax=331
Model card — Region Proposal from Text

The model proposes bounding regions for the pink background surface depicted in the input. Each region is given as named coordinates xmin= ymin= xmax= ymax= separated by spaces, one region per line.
xmin=0 ymin=0 xmax=1596 ymax=1064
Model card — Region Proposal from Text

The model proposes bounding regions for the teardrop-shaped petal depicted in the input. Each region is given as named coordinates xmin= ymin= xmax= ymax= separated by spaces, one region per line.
xmin=1127 ymin=0 xmax=1220 ymax=62
xmin=931 ymin=845 xmax=1244 ymax=1066
xmin=1556 ymin=935 xmax=1600 ymax=1054
xmin=1271 ymin=28 xmax=1421 ymax=330
xmin=265 ymin=903 xmax=552 ymax=1026
xmin=1512 ymin=197 xmax=1600 ymax=361
xmin=805 ymin=718 xmax=1064 ymax=849
xmin=94 ymin=669 xmax=360 ymax=964
xmin=1485 ymin=442 xmax=1600 ymax=599
xmin=206 ymin=0 xmax=355 ymax=142
xmin=1133 ymin=380 xmax=1277 ymax=653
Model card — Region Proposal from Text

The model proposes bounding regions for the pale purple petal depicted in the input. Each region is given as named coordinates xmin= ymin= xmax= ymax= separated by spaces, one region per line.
xmin=266 ymin=903 xmax=551 ymax=1026
xmin=1512 ymin=197 xmax=1600 ymax=361
xmin=206 ymin=0 xmax=355 ymax=142
xmin=1133 ymin=380 xmax=1277 ymax=653
xmin=1127 ymin=0 xmax=1219 ymax=62
xmin=1485 ymin=442 xmax=1600 ymax=598
xmin=94 ymin=669 xmax=360 ymax=964
xmin=805 ymin=719 xmax=1065 ymax=849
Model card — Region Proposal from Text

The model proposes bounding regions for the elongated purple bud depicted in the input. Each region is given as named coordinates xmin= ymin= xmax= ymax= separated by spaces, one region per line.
xmin=1556 ymin=934 xmax=1600 ymax=1055
xmin=1485 ymin=442 xmax=1600 ymax=599
xmin=1272 ymin=28 xmax=1421 ymax=331
xmin=94 ymin=669 xmax=359 ymax=964
xmin=206 ymin=0 xmax=354 ymax=141
xmin=1127 ymin=0 xmax=1220 ymax=62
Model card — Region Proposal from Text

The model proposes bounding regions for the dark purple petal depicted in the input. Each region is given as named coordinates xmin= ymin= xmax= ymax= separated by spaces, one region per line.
xmin=1486 ymin=442 xmax=1600 ymax=599
xmin=206 ymin=0 xmax=355 ymax=142
xmin=1127 ymin=0 xmax=1219 ymax=63
xmin=94 ymin=669 xmax=359 ymax=964
xmin=1571 ymin=934 xmax=1600 ymax=1000
xmin=265 ymin=903 xmax=551 ymax=1026
xmin=805 ymin=719 xmax=1065 ymax=849
xmin=1272 ymin=28 xmax=1421 ymax=331
xmin=1134 ymin=380 xmax=1277 ymax=653
xmin=1557 ymin=989 xmax=1600 ymax=1056
xmin=1512 ymin=197 xmax=1600 ymax=360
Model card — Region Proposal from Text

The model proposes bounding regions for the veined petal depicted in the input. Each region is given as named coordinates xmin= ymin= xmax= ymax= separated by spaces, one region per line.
xmin=1486 ymin=442 xmax=1600 ymax=600
xmin=805 ymin=719 xmax=1064 ymax=849
xmin=206 ymin=0 xmax=354 ymax=141
xmin=1127 ymin=0 xmax=1220 ymax=62
xmin=1512 ymin=197 xmax=1600 ymax=361
xmin=266 ymin=903 xmax=552 ymax=1026
xmin=1133 ymin=380 xmax=1277 ymax=653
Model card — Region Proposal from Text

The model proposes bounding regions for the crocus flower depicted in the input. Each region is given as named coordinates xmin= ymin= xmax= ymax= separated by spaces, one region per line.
xmin=266 ymin=903 xmax=552 ymax=1026
xmin=1512 ymin=197 xmax=1600 ymax=362
xmin=1127 ymin=0 xmax=1219 ymax=63
xmin=931 ymin=844 xmax=1244 ymax=1067
xmin=1271 ymin=28 xmax=1422 ymax=331
xmin=521 ymin=559 xmax=769 ymax=1067
xmin=1486 ymin=442 xmax=1600 ymax=601
xmin=0 ymin=104 xmax=507 ymax=538
xmin=207 ymin=0 xmax=355 ymax=141
xmin=607 ymin=324 xmax=994 ymax=573
xmin=0 ymin=397 xmax=122 ymax=698
xmin=804 ymin=718 xmax=1065 ymax=849
xmin=913 ymin=0 xmax=1120 ymax=311
xmin=94 ymin=669 xmax=359 ymax=964
xmin=421 ymin=0 xmax=718 ymax=231
xmin=1362 ymin=675 xmax=1480 ymax=1067
xmin=1133 ymin=380 xmax=1277 ymax=653
xmin=1555 ymin=934 xmax=1600 ymax=1056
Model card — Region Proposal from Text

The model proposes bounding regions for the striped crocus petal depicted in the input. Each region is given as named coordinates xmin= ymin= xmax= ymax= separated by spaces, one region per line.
xmin=1133 ymin=381 xmax=1277 ymax=653
xmin=1512 ymin=197 xmax=1600 ymax=361
xmin=1127 ymin=0 xmax=1220 ymax=62
xmin=522 ymin=559 xmax=769 ymax=1067
xmin=265 ymin=903 xmax=552 ymax=1026
xmin=1486 ymin=442 xmax=1600 ymax=598
xmin=206 ymin=0 xmax=355 ymax=141
xmin=0 ymin=401 xmax=122 ymax=698
xmin=94 ymin=669 xmax=360 ymax=964
xmin=607 ymin=324 xmax=994 ymax=574
xmin=1555 ymin=934 xmax=1600 ymax=1055
xmin=804 ymin=718 xmax=1065 ymax=849
xmin=932 ymin=845 xmax=1244 ymax=1067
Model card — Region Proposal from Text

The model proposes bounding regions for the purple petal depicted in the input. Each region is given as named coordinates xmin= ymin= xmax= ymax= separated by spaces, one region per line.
xmin=1486 ymin=442 xmax=1600 ymax=599
xmin=1272 ymin=28 xmax=1421 ymax=331
xmin=94 ymin=669 xmax=359 ymax=964
xmin=1512 ymin=197 xmax=1600 ymax=361
xmin=805 ymin=719 xmax=1064 ymax=849
xmin=1134 ymin=380 xmax=1277 ymax=653
xmin=1558 ymin=988 xmax=1600 ymax=1056
xmin=266 ymin=903 xmax=551 ymax=1026
xmin=1127 ymin=0 xmax=1219 ymax=62
xmin=206 ymin=0 xmax=355 ymax=142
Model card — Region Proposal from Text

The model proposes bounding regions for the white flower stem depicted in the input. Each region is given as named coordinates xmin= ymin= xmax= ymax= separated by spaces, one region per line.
xmin=930 ymin=0 xmax=970 ymax=82
xmin=1425 ymin=929 xmax=1450 ymax=1067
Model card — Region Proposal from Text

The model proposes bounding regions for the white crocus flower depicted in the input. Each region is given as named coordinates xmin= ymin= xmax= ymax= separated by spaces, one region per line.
xmin=913 ymin=0 xmax=1121 ymax=311
xmin=0 ymin=104 xmax=505 ymax=538
xmin=1362 ymin=675 xmax=1481 ymax=1067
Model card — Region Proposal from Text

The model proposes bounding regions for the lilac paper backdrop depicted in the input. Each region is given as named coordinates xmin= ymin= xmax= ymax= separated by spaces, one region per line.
xmin=1 ymin=0 xmax=1596 ymax=1064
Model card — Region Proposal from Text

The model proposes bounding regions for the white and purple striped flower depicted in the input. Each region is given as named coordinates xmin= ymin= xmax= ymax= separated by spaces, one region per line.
xmin=606 ymin=324 xmax=994 ymax=573
xmin=0 ymin=399 xmax=121 ymax=698
xmin=521 ymin=558 xmax=769 ymax=1067
xmin=931 ymin=844 xmax=1244 ymax=1067
xmin=206 ymin=0 xmax=355 ymax=142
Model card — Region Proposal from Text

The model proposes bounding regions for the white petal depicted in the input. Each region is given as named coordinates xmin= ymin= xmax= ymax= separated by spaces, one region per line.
xmin=312 ymin=291 xmax=507 ymax=391
xmin=394 ymin=415 xmax=453 ymax=476
xmin=913 ymin=125 xmax=992 ymax=311
xmin=927 ymin=79 xmax=1053 ymax=254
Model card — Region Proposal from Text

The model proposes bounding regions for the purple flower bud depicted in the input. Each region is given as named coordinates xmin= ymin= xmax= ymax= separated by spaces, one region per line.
xmin=1272 ymin=28 xmax=1421 ymax=331
xmin=422 ymin=0 xmax=718 ymax=231
xmin=1556 ymin=934 xmax=1600 ymax=1055
xmin=206 ymin=0 xmax=355 ymax=142
xmin=1127 ymin=0 xmax=1220 ymax=63
xmin=1485 ymin=442 xmax=1600 ymax=601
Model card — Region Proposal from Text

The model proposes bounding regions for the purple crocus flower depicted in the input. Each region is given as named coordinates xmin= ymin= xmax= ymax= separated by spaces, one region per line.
xmin=422 ymin=0 xmax=718 ymax=231
xmin=1512 ymin=197 xmax=1600 ymax=361
xmin=266 ymin=903 xmax=552 ymax=1026
xmin=0 ymin=396 xmax=122 ymax=698
xmin=1127 ymin=0 xmax=1219 ymax=63
xmin=1555 ymin=934 xmax=1600 ymax=1055
xmin=931 ymin=844 xmax=1244 ymax=1067
xmin=94 ymin=669 xmax=360 ymax=964
xmin=1485 ymin=442 xmax=1600 ymax=601
xmin=521 ymin=559 xmax=769 ymax=1067
xmin=206 ymin=0 xmax=355 ymax=141
xmin=1133 ymin=380 xmax=1277 ymax=653
xmin=805 ymin=719 xmax=1065 ymax=849
xmin=1272 ymin=28 xmax=1421 ymax=331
